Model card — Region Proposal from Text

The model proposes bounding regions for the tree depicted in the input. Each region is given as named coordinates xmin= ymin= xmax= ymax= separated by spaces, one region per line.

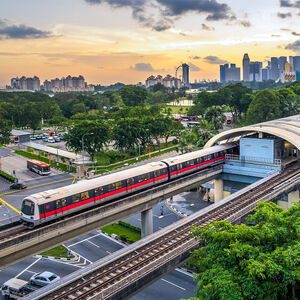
xmin=0 ymin=119 xmax=11 ymax=145
xmin=283 ymin=94 xmax=300 ymax=117
xmin=188 ymin=202 xmax=300 ymax=300
xmin=65 ymin=120 xmax=110 ymax=160
xmin=246 ymin=90 xmax=282 ymax=124
xmin=204 ymin=106 xmax=226 ymax=131
xmin=119 ymin=85 xmax=148 ymax=106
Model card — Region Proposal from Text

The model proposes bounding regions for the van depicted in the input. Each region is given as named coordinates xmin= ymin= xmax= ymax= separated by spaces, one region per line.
xmin=1 ymin=278 xmax=37 ymax=299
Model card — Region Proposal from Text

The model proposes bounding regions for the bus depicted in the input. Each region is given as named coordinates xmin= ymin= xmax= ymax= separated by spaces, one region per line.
xmin=27 ymin=159 xmax=51 ymax=176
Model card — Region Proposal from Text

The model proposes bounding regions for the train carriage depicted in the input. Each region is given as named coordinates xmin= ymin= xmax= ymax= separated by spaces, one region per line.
xmin=162 ymin=143 xmax=236 ymax=179
xmin=21 ymin=162 xmax=168 ymax=227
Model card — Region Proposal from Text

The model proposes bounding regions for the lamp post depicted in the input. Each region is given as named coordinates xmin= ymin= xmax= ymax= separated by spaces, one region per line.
xmin=82 ymin=133 xmax=93 ymax=178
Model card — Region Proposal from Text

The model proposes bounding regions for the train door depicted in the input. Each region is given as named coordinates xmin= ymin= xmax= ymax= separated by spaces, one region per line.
xmin=55 ymin=198 xmax=65 ymax=218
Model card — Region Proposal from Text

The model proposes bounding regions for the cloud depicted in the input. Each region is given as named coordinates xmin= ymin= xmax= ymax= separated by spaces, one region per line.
xmin=272 ymin=34 xmax=281 ymax=37
xmin=188 ymin=62 xmax=201 ymax=71
xmin=190 ymin=56 xmax=201 ymax=59
xmin=130 ymin=62 xmax=155 ymax=71
xmin=0 ymin=19 xmax=52 ymax=40
xmin=84 ymin=0 xmax=236 ymax=32
xmin=281 ymin=28 xmax=292 ymax=31
xmin=292 ymin=31 xmax=300 ymax=36
xmin=203 ymin=55 xmax=228 ymax=64
xmin=285 ymin=39 xmax=300 ymax=52
xmin=277 ymin=12 xmax=292 ymax=18
xmin=280 ymin=0 xmax=300 ymax=8
xmin=239 ymin=20 xmax=251 ymax=27
xmin=201 ymin=24 xmax=215 ymax=31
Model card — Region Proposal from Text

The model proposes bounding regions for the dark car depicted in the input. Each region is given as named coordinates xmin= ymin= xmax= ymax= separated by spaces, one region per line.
xmin=10 ymin=183 xmax=27 ymax=190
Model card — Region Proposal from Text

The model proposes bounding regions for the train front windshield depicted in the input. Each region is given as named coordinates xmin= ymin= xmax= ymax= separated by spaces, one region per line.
xmin=21 ymin=199 xmax=35 ymax=216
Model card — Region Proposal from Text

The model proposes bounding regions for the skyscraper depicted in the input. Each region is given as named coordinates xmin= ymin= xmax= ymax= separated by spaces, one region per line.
xmin=249 ymin=62 xmax=262 ymax=82
xmin=243 ymin=53 xmax=250 ymax=81
xmin=182 ymin=63 xmax=190 ymax=86
xmin=220 ymin=64 xmax=229 ymax=83
xmin=293 ymin=56 xmax=300 ymax=73
xmin=278 ymin=56 xmax=287 ymax=72
xmin=270 ymin=57 xmax=280 ymax=81
xmin=225 ymin=65 xmax=240 ymax=82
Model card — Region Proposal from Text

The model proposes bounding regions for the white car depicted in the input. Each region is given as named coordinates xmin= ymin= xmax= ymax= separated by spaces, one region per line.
xmin=48 ymin=137 xmax=55 ymax=143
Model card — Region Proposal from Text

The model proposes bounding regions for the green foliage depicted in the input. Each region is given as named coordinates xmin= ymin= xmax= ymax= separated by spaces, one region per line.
xmin=0 ymin=119 xmax=11 ymax=145
xmin=119 ymin=85 xmax=148 ymax=106
xmin=40 ymin=245 xmax=74 ymax=259
xmin=204 ymin=106 xmax=226 ymax=130
xmin=188 ymin=202 xmax=300 ymax=300
xmin=246 ymin=90 xmax=282 ymax=124
xmin=65 ymin=120 xmax=111 ymax=160
xmin=0 ymin=169 xmax=16 ymax=182
xmin=118 ymin=221 xmax=141 ymax=233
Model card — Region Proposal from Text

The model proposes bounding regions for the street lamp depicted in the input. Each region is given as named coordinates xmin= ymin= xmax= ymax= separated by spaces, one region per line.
xmin=82 ymin=133 xmax=94 ymax=177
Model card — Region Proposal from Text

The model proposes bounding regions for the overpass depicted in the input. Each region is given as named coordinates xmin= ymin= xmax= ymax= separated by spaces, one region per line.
xmin=0 ymin=166 xmax=223 ymax=268
xmin=24 ymin=162 xmax=300 ymax=300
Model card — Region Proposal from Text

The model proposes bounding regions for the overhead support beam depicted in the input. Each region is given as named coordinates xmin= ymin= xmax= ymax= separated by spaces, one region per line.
xmin=141 ymin=208 xmax=153 ymax=238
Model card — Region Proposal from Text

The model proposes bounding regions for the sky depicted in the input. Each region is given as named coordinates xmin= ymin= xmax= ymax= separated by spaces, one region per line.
xmin=0 ymin=0 xmax=300 ymax=86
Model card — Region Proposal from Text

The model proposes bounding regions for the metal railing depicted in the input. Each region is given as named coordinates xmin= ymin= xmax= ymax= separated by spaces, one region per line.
xmin=225 ymin=154 xmax=281 ymax=166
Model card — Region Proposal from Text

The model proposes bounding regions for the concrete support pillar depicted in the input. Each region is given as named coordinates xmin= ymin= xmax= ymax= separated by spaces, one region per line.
xmin=258 ymin=131 xmax=263 ymax=139
xmin=141 ymin=208 xmax=153 ymax=238
xmin=288 ymin=190 xmax=299 ymax=207
xmin=214 ymin=178 xmax=224 ymax=203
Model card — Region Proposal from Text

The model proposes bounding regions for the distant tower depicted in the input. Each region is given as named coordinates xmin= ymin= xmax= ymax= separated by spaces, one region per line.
xmin=220 ymin=64 xmax=229 ymax=83
xmin=243 ymin=53 xmax=250 ymax=82
xmin=182 ymin=63 xmax=190 ymax=86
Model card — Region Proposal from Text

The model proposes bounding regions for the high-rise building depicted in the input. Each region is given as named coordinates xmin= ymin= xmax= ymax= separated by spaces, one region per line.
xmin=278 ymin=56 xmax=288 ymax=72
xmin=285 ymin=63 xmax=294 ymax=73
xmin=225 ymin=64 xmax=240 ymax=82
xmin=261 ymin=68 xmax=269 ymax=81
xmin=182 ymin=63 xmax=190 ymax=86
xmin=270 ymin=57 xmax=280 ymax=81
xmin=249 ymin=62 xmax=262 ymax=82
xmin=293 ymin=56 xmax=300 ymax=72
xmin=220 ymin=64 xmax=229 ymax=83
xmin=32 ymin=76 xmax=40 ymax=91
xmin=242 ymin=53 xmax=250 ymax=81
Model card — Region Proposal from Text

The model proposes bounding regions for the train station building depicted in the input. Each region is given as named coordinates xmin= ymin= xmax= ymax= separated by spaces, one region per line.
xmin=204 ymin=114 xmax=300 ymax=209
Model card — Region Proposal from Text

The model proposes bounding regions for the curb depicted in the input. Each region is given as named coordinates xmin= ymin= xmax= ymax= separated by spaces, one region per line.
xmin=35 ymin=245 xmax=78 ymax=261
xmin=165 ymin=199 xmax=188 ymax=218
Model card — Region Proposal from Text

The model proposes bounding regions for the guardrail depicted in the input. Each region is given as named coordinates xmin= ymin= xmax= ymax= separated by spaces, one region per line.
xmin=225 ymin=154 xmax=281 ymax=166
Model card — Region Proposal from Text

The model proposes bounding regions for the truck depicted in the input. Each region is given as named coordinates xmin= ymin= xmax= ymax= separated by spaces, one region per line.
xmin=1 ymin=278 xmax=38 ymax=299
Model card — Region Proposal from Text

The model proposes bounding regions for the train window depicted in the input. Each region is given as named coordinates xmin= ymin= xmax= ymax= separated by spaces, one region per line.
xmin=186 ymin=161 xmax=190 ymax=166
xmin=109 ymin=181 xmax=122 ymax=191
xmin=138 ymin=173 xmax=150 ymax=182
xmin=72 ymin=194 xmax=81 ymax=203
xmin=95 ymin=187 xmax=103 ymax=197
xmin=81 ymin=191 xmax=89 ymax=200
xmin=127 ymin=178 xmax=134 ymax=186
xmin=61 ymin=198 xmax=67 ymax=207
xmin=56 ymin=199 xmax=62 ymax=209
xmin=190 ymin=160 xmax=194 ymax=166
xmin=154 ymin=170 xmax=161 ymax=177
xmin=179 ymin=163 xmax=183 ymax=169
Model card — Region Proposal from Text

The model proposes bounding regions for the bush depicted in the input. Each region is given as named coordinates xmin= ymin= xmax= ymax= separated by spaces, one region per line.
xmin=118 ymin=221 xmax=141 ymax=233
xmin=0 ymin=169 xmax=15 ymax=182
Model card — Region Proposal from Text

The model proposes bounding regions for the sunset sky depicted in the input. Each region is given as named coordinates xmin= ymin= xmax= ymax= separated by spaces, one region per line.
xmin=0 ymin=0 xmax=300 ymax=86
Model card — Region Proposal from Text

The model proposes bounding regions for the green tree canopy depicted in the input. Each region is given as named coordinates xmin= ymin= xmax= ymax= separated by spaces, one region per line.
xmin=0 ymin=119 xmax=11 ymax=145
xmin=119 ymin=85 xmax=148 ymax=106
xmin=65 ymin=120 xmax=111 ymax=160
xmin=246 ymin=90 xmax=282 ymax=124
xmin=188 ymin=202 xmax=300 ymax=300
xmin=204 ymin=106 xmax=226 ymax=130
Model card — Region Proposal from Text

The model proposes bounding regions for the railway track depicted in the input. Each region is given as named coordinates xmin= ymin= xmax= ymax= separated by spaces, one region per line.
xmin=35 ymin=163 xmax=300 ymax=300
xmin=0 ymin=225 xmax=28 ymax=242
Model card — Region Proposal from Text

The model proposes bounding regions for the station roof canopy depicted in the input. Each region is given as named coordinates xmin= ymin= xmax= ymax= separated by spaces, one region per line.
xmin=205 ymin=114 xmax=300 ymax=150
xmin=11 ymin=130 xmax=31 ymax=137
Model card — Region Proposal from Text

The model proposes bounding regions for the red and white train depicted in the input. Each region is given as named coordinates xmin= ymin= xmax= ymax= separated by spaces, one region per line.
xmin=20 ymin=143 xmax=237 ymax=227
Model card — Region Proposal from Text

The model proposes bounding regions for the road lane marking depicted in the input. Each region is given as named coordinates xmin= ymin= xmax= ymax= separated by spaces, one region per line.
xmin=72 ymin=176 xmax=77 ymax=185
xmin=67 ymin=232 xmax=104 ymax=247
xmin=0 ymin=197 xmax=21 ymax=214
xmin=0 ymin=177 xmax=73 ymax=197
xmin=87 ymin=240 xmax=100 ymax=248
xmin=97 ymin=231 xmax=126 ymax=247
xmin=161 ymin=279 xmax=186 ymax=290
xmin=15 ymin=257 xmax=41 ymax=278
xmin=3 ymin=195 xmax=28 ymax=197
xmin=175 ymin=268 xmax=194 ymax=278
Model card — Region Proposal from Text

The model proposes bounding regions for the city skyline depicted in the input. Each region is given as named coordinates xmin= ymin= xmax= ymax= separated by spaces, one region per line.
xmin=0 ymin=0 xmax=300 ymax=86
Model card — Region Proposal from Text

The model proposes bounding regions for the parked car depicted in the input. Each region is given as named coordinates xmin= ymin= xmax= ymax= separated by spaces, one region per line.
xmin=10 ymin=183 xmax=27 ymax=190
xmin=54 ymin=136 xmax=60 ymax=142
xmin=43 ymin=138 xmax=48 ymax=142
xmin=30 ymin=272 xmax=60 ymax=287
xmin=48 ymin=137 xmax=55 ymax=143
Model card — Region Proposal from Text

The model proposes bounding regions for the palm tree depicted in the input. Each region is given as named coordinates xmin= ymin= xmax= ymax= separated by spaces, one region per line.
xmin=204 ymin=106 xmax=226 ymax=131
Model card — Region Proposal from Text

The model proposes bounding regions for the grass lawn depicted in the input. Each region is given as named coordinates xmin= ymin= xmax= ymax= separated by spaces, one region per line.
xmin=164 ymin=106 xmax=190 ymax=114
xmin=101 ymin=223 xmax=141 ymax=243
xmin=40 ymin=245 xmax=74 ymax=258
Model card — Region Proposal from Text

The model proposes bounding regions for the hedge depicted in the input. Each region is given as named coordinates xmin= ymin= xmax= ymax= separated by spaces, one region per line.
xmin=0 ymin=169 xmax=15 ymax=182
xmin=118 ymin=221 xmax=141 ymax=234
